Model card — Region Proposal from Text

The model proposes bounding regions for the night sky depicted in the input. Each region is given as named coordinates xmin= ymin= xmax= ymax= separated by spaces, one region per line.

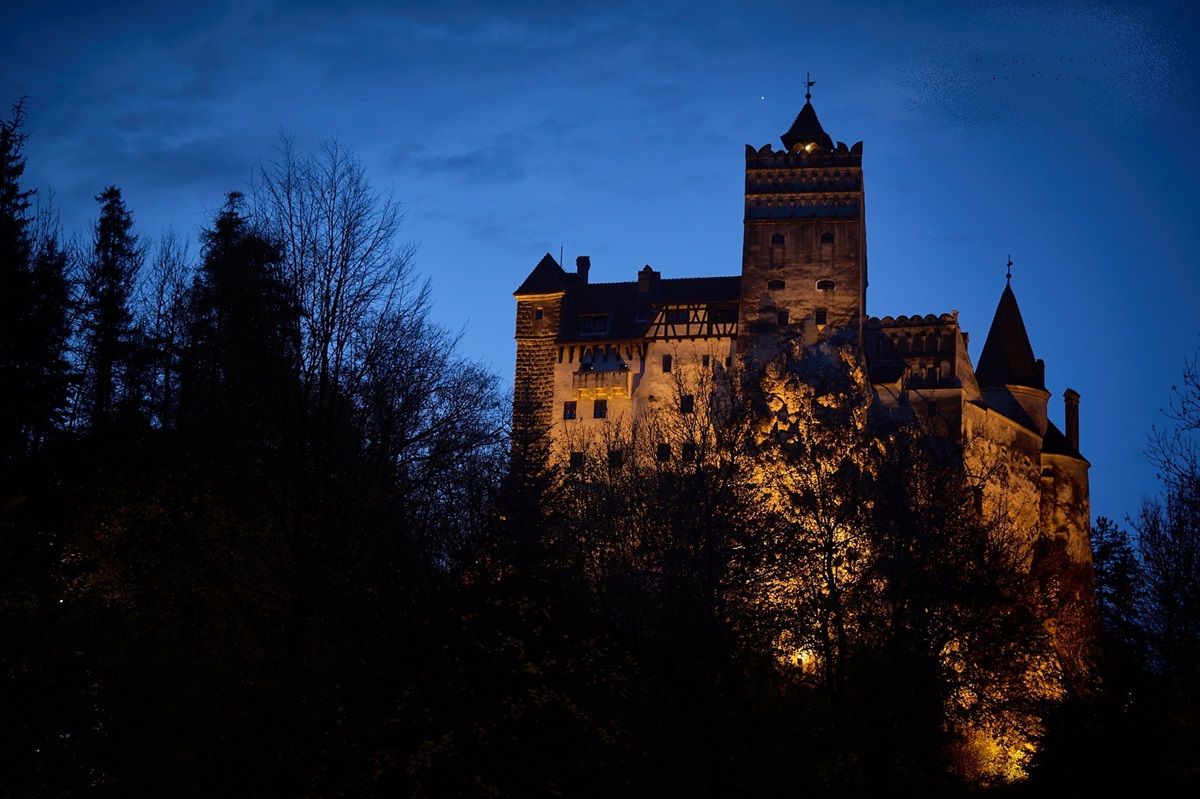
xmin=4 ymin=0 xmax=1197 ymax=525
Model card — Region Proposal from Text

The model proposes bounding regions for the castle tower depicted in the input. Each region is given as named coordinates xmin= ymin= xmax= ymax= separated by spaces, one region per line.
xmin=974 ymin=280 xmax=1050 ymax=435
xmin=739 ymin=85 xmax=867 ymax=363
xmin=512 ymin=254 xmax=569 ymax=454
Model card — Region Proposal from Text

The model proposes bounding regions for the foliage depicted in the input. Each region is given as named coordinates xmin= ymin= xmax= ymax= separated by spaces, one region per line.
xmin=74 ymin=185 xmax=144 ymax=431
xmin=0 ymin=99 xmax=71 ymax=459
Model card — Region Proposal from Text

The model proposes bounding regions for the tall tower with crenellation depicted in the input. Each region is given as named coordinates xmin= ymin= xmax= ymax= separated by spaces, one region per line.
xmin=739 ymin=78 xmax=867 ymax=366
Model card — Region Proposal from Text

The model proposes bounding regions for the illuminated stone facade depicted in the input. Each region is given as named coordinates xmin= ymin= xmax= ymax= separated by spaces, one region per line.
xmin=511 ymin=97 xmax=1091 ymax=600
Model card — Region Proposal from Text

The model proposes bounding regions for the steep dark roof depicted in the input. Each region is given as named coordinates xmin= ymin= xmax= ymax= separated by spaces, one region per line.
xmin=557 ymin=275 xmax=741 ymax=342
xmin=1042 ymin=420 xmax=1086 ymax=461
xmin=513 ymin=253 xmax=566 ymax=295
xmin=780 ymin=101 xmax=835 ymax=152
xmin=975 ymin=284 xmax=1044 ymax=390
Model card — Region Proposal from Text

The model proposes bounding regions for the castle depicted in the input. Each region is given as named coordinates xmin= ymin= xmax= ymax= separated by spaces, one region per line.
xmin=511 ymin=90 xmax=1091 ymax=584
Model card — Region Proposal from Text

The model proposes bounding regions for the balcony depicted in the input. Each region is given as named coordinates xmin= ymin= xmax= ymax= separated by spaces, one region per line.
xmin=572 ymin=367 xmax=631 ymax=399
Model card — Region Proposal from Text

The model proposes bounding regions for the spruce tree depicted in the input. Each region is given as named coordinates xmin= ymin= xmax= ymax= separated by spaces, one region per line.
xmin=77 ymin=185 xmax=142 ymax=432
xmin=0 ymin=99 xmax=70 ymax=459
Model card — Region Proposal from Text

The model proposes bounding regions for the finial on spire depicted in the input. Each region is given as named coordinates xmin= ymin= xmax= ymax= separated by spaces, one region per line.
xmin=805 ymin=72 xmax=815 ymax=102
xmin=1006 ymin=254 xmax=1013 ymax=286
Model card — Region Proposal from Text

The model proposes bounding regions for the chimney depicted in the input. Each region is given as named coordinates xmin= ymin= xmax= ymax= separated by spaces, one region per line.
xmin=636 ymin=265 xmax=660 ymax=321
xmin=576 ymin=255 xmax=590 ymax=284
xmin=1063 ymin=389 xmax=1080 ymax=451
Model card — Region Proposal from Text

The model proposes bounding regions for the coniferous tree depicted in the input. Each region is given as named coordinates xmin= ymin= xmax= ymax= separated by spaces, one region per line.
xmin=0 ymin=99 xmax=70 ymax=459
xmin=182 ymin=191 xmax=297 ymax=448
xmin=76 ymin=185 xmax=143 ymax=432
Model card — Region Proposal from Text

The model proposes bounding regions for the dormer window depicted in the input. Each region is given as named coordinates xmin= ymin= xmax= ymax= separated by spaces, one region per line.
xmin=580 ymin=314 xmax=608 ymax=335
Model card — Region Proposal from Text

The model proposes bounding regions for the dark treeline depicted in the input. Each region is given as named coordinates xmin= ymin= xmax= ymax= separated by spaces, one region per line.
xmin=2 ymin=101 xmax=1198 ymax=796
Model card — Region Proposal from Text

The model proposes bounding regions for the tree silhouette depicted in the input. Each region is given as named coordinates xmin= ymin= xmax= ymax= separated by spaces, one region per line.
xmin=75 ymin=185 xmax=143 ymax=432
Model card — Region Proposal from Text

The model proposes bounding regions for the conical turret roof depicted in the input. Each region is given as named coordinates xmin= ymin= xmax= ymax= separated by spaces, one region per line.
xmin=975 ymin=283 xmax=1044 ymax=390
xmin=514 ymin=253 xmax=566 ymax=295
xmin=780 ymin=100 xmax=835 ymax=153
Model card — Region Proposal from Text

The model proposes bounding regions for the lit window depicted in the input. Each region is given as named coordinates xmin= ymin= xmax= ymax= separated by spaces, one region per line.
xmin=680 ymin=394 xmax=695 ymax=414
xmin=594 ymin=399 xmax=607 ymax=419
xmin=563 ymin=401 xmax=576 ymax=420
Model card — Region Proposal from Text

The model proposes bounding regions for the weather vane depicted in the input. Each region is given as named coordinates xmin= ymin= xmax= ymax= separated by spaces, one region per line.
xmin=1006 ymin=254 xmax=1013 ymax=286
xmin=805 ymin=72 xmax=816 ymax=102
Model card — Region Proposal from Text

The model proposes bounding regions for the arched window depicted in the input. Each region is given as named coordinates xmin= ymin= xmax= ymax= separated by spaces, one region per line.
xmin=820 ymin=231 xmax=834 ymax=244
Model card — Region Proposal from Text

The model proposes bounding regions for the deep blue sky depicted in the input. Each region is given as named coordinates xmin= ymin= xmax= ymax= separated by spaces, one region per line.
xmin=5 ymin=0 xmax=1198 ymax=524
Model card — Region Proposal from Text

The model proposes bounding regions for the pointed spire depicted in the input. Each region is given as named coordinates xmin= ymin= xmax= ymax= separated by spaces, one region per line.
xmin=780 ymin=75 xmax=834 ymax=153
xmin=513 ymin=253 xmax=566 ymax=295
xmin=975 ymin=279 xmax=1044 ymax=390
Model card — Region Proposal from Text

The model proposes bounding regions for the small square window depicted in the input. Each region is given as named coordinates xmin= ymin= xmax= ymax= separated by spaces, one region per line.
xmin=662 ymin=354 xmax=672 ymax=373
xmin=594 ymin=399 xmax=607 ymax=419
xmin=680 ymin=394 xmax=695 ymax=414
xmin=681 ymin=442 xmax=697 ymax=462
xmin=569 ymin=451 xmax=584 ymax=470
xmin=563 ymin=401 xmax=576 ymax=420
xmin=656 ymin=443 xmax=672 ymax=462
